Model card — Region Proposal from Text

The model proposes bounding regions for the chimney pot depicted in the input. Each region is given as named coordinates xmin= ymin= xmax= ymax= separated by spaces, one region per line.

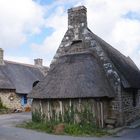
xmin=68 ymin=6 xmax=87 ymax=28
xmin=34 ymin=58 xmax=43 ymax=67
xmin=0 ymin=48 xmax=4 ymax=65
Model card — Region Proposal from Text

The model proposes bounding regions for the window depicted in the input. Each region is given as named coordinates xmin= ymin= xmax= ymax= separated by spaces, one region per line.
xmin=33 ymin=80 xmax=40 ymax=87
xmin=21 ymin=95 xmax=27 ymax=106
xmin=24 ymin=95 xmax=27 ymax=104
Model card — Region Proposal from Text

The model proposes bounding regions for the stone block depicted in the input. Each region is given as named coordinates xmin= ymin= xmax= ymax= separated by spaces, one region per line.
xmin=54 ymin=123 xmax=65 ymax=134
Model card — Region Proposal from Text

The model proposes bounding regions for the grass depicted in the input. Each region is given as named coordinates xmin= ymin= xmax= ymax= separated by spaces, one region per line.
xmin=64 ymin=123 xmax=108 ymax=136
xmin=19 ymin=121 xmax=54 ymax=133
xmin=19 ymin=109 xmax=109 ymax=137
xmin=0 ymin=98 xmax=10 ymax=114
xmin=0 ymin=99 xmax=7 ymax=109
xmin=19 ymin=121 xmax=109 ymax=137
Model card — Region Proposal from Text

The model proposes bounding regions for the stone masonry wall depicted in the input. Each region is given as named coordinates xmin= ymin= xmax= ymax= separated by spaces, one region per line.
xmin=0 ymin=48 xmax=4 ymax=65
xmin=51 ymin=6 xmax=88 ymax=65
xmin=0 ymin=90 xmax=21 ymax=109
xmin=121 ymin=89 xmax=140 ymax=124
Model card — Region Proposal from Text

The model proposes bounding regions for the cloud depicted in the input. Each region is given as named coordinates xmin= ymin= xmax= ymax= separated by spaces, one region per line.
xmin=83 ymin=0 xmax=140 ymax=67
xmin=5 ymin=54 xmax=51 ymax=66
xmin=0 ymin=0 xmax=45 ymax=48
xmin=1 ymin=0 xmax=140 ymax=68
xmin=31 ymin=0 xmax=140 ymax=68
xmin=5 ymin=55 xmax=32 ymax=64
xmin=31 ymin=5 xmax=67 ymax=59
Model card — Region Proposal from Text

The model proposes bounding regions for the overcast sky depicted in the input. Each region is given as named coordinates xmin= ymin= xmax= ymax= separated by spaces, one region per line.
xmin=0 ymin=0 xmax=140 ymax=68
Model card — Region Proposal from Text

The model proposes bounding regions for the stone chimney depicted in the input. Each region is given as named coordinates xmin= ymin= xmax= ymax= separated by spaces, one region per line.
xmin=0 ymin=48 xmax=4 ymax=65
xmin=51 ymin=6 xmax=89 ymax=64
xmin=34 ymin=58 xmax=43 ymax=67
xmin=68 ymin=6 xmax=87 ymax=29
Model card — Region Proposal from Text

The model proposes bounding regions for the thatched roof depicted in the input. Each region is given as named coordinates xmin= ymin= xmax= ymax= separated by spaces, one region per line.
xmin=0 ymin=66 xmax=15 ymax=89
xmin=29 ymin=52 xmax=114 ymax=99
xmin=89 ymin=30 xmax=140 ymax=88
xmin=0 ymin=61 xmax=46 ymax=94
xmin=29 ymin=6 xmax=140 ymax=100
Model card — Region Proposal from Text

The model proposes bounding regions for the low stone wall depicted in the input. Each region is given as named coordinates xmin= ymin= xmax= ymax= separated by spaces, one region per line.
xmin=108 ymin=89 xmax=140 ymax=126
xmin=0 ymin=90 xmax=21 ymax=109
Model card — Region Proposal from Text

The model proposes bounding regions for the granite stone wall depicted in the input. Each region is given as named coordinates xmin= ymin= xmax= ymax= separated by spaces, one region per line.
xmin=0 ymin=90 xmax=21 ymax=109
xmin=0 ymin=48 xmax=4 ymax=65
xmin=121 ymin=89 xmax=140 ymax=124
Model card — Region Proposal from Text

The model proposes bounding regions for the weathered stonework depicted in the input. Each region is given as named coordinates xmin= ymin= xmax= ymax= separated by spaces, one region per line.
xmin=0 ymin=90 xmax=21 ymax=109
xmin=34 ymin=58 xmax=43 ymax=67
xmin=0 ymin=48 xmax=4 ymax=65
xmin=121 ymin=89 xmax=140 ymax=124
xmin=0 ymin=90 xmax=32 ymax=110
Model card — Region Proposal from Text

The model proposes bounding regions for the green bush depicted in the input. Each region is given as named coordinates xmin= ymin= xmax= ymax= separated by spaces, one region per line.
xmin=20 ymin=121 xmax=108 ymax=137
xmin=26 ymin=103 xmax=108 ymax=136
xmin=32 ymin=110 xmax=44 ymax=123
xmin=0 ymin=97 xmax=8 ymax=110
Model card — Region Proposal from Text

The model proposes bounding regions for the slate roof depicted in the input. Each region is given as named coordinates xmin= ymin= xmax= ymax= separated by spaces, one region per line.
xmin=0 ymin=60 xmax=46 ymax=94
xmin=29 ymin=52 xmax=114 ymax=99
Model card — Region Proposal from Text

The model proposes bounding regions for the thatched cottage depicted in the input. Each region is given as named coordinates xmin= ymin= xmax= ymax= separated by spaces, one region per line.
xmin=0 ymin=48 xmax=48 ymax=110
xmin=29 ymin=6 xmax=140 ymax=128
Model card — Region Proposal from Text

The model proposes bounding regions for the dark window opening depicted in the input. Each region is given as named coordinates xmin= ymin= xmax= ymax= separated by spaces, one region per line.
xmin=24 ymin=95 xmax=27 ymax=104
xmin=71 ymin=39 xmax=82 ymax=45
xmin=33 ymin=80 xmax=40 ymax=87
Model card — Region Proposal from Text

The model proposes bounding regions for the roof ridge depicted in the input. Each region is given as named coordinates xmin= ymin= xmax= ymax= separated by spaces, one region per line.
xmin=4 ymin=60 xmax=37 ymax=68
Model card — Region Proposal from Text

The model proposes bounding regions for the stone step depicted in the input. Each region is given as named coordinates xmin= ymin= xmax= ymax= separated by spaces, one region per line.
xmin=105 ymin=118 xmax=117 ymax=129
xmin=127 ymin=119 xmax=140 ymax=129
xmin=105 ymin=118 xmax=116 ymax=125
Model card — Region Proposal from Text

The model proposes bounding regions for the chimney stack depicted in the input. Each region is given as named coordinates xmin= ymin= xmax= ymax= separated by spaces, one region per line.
xmin=0 ymin=48 xmax=4 ymax=65
xmin=68 ymin=6 xmax=87 ymax=29
xmin=34 ymin=58 xmax=43 ymax=67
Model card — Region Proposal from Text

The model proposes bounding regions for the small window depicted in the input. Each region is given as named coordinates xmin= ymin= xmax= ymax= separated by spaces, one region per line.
xmin=24 ymin=95 xmax=27 ymax=104
xmin=33 ymin=80 xmax=40 ymax=87
xmin=132 ymin=89 xmax=138 ymax=107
